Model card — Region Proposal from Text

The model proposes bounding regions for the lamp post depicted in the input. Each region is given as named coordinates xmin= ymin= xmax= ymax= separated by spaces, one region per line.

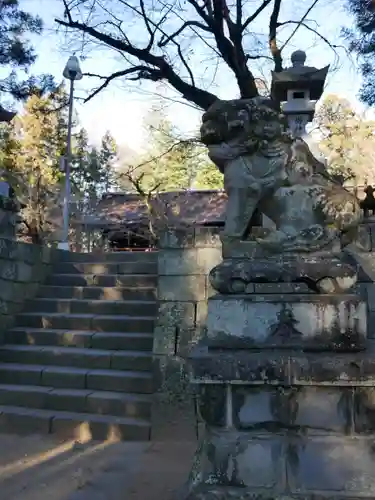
xmin=58 ymin=55 xmax=83 ymax=250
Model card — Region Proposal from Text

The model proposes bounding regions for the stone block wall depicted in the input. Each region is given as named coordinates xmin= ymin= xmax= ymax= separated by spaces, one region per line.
xmin=349 ymin=220 xmax=375 ymax=338
xmin=0 ymin=202 xmax=60 ymax=338
xmin=0 ymin=196 xmax=19 ymax=239
xmin=0 ymin=237 xmax=59 ymax=336
xmin=154 ymin=227 xmax=222 ymax=398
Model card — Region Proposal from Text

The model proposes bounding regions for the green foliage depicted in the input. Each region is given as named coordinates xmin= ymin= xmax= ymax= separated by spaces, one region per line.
xmin=0 ymin=86 xmax=71 ymax=239
xmin=194 ymin=161 xmax=224 ymax=189
xmin=71 ymin=128 xmax=118 ymax=201
xmin=0 ymin=0 xmax=42 ymax=68
xmin=99 ymin=131 xmax=118 ymax=193
xmin=118 ymin=106 xmax=223 ymax=193
xmin=0 ymin=85 xmax=120 ymax=242
xmin=314 ymin=94 xmax=375 ymax=184
xmin=345 ymin=0 xmax=375 ymax=106
xmin=140 ymin=107 xmax=196 ymax=191
xmin=0 ymin=0 xmax=55 ymax=102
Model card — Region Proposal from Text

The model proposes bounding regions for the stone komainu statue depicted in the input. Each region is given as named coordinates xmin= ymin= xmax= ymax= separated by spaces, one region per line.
xmin=200 ymin=97 xmax=361 ymax=254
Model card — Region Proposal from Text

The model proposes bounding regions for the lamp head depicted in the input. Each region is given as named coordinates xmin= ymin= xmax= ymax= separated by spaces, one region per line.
xmin=63 ymin=55 xmax=83 ymax=81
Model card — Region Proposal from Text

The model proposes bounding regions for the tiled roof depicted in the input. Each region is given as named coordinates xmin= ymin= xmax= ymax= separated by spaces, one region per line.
xmin=79 ymin=190 xmax=227 ymax=228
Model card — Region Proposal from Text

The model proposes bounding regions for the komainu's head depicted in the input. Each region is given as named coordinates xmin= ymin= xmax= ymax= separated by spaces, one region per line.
xmin=200 ymin=97 xmax=285 ymax=149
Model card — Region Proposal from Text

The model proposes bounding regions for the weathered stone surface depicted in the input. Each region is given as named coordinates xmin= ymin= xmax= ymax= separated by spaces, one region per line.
xmin=196 ymin=301 xmax=208 ymax=326
xmin=184 ymin=427 xmax=375 ymax=498
xmin=353 ymin=224 xmax=372 ymax=252
xmin=189 ymin=346 xmax=290 ymax=384
xmin=347 ymin=250 xmax=375 ymax=282
xmin=198 ymin=385 xmax=226 ymax=426
xmin=232 ymin=386 xmax=353 ymax=434
xmin=0 ymin=237 xmax=17 ymax=259
xmin=0 ymin=237 xmax=57 ymax=342
xmin=197 ymin=247 xmax=222 ymax=274
xmin=206 ymin=276 xmax=217 ymax=299
xmin=201 ymin=97 xmax=361 ymax=255
xmin=195 ymin=227 xmax=222 ymax=248
xmin=254 ymin=283 xmax=312 ymax=294
xmin=184 ymin=489 xmax=374 ymax=499
xmin=206 ymin=294 xmax=367 ymax=351
xmin=152 ymin=355 xmax=191 ymax=399
xmin=157 ymin=301 xmax=196 ymax=329
xmin=177 ymin=326 xmax=203 ymax=355
xmin=367 ymin=312 xmax=375 ymax=338
xmin=158 ymin=247 xmax=221 ymax=276
xmin=186 ymin=429 xmax=284 ymax=492
xmin=354 ymin=387 xmax=375 ymax=433
xmin=353 ymin=282 xmax=368 ymax=301
xmin=16 ymin=261 xmax=34 ymax=282
xmin=210 ymin=255 xmax=358 ymax=294
xmin=153 ymin=326 xmax=177 ymax=356
xmin=0 ymin=260 xmax=16 ymax=281
xmin=366 ymin=284 xmax=375 ymax=311
xmin=158 ymin=228 xmax=195 ymax=249
xmin=158 ymin=275 xmax=206 ymax=301
xmin=158 ymin=249 xmax=198 ymax=276
xmin=287 ymin=437 xmax=375 ymax=494
xmin=189 ymin=341 xmax=375 ymax=384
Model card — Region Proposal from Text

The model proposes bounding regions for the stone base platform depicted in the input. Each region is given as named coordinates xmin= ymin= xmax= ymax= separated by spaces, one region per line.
xmin=184 ymin=431 xmax=375 ymax=499
xmin=206 ymin=294 xmax=367 ymax=351
xmin=209 ymin=253 xmax=358 ymax=294
xmin=182 ymin=343 xmax=375 ymax=499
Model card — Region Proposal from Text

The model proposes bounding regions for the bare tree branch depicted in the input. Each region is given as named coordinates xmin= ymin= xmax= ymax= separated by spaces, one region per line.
xmin=269 ymin=0 xmax=283 ymax=72
xmin=57 ymin=0 xmax=338 ymax=107
xmin=236 ymin=0 xmax=242 ymax=26
xmin=139 ymin=0 xmax=155 ymax=51
xmin=278 ymin=19 xmax=340 ymax=52
xmin=83 ymin=66 xmax=162 ymax=102
xmin=280 ymin=0 xmax=320 ymax=51
xmin=158 ymin=21 xmax=212 ymax=47
xmin=55 ymin=14 xmax=218 ymax=110
xmin=242 ymin=0 xmax=273 ymax=31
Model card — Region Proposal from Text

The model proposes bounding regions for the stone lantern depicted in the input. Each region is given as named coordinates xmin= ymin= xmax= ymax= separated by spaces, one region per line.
xmin=271 ymin=50 xmax=329 ymax=137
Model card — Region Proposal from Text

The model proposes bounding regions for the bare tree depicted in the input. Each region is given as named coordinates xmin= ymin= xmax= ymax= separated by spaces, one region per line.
xmin=55 ymin=0 xmax=337 ymax=110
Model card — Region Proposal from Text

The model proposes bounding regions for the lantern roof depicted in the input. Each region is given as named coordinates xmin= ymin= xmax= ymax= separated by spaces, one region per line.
xmin=271 ymin=50 xmax=329 ymax=102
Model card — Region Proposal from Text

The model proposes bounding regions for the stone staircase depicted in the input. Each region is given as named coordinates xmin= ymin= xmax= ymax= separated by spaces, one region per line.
xmin=0 ymin=251 xmax=158 ymax=441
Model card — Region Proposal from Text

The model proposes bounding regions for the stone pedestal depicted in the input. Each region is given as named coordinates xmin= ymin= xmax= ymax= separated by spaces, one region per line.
xmin=183 ymin=288 xmax=373 ymax=499
xmin=207 ymin=294 xmax=367 ymax=351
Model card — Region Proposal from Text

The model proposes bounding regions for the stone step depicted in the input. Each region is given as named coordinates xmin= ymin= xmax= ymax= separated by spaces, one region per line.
xmin=6 ymin=328 xmax=154 ymax=350
xmin=25 ymin=298 xmax=158 ymax=316
xmin=37 ymin=286 xmax=157 ymax=301
xmin=45 ymin=273 xmax=157 ymax=287
xmin=15 ymin=312 xmax=155 ymax=332
xmin=0 ymin=384 xmax=152 ymax=419
xmin=0 ymin=405 xmax=150 ymax=440
xmin=55 ymin=262 xmax=157 ymax=275
xmin=0 ymin=363 xmax=153 ymax=393
xmin=58 ymin=250 xmax=157 ymax=263
xmin=0 ymin=345 xmax=152 ymax=371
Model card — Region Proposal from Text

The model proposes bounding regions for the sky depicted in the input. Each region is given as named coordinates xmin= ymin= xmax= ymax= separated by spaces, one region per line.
xmin=16 ymin=0 xmax=366 ymax=153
